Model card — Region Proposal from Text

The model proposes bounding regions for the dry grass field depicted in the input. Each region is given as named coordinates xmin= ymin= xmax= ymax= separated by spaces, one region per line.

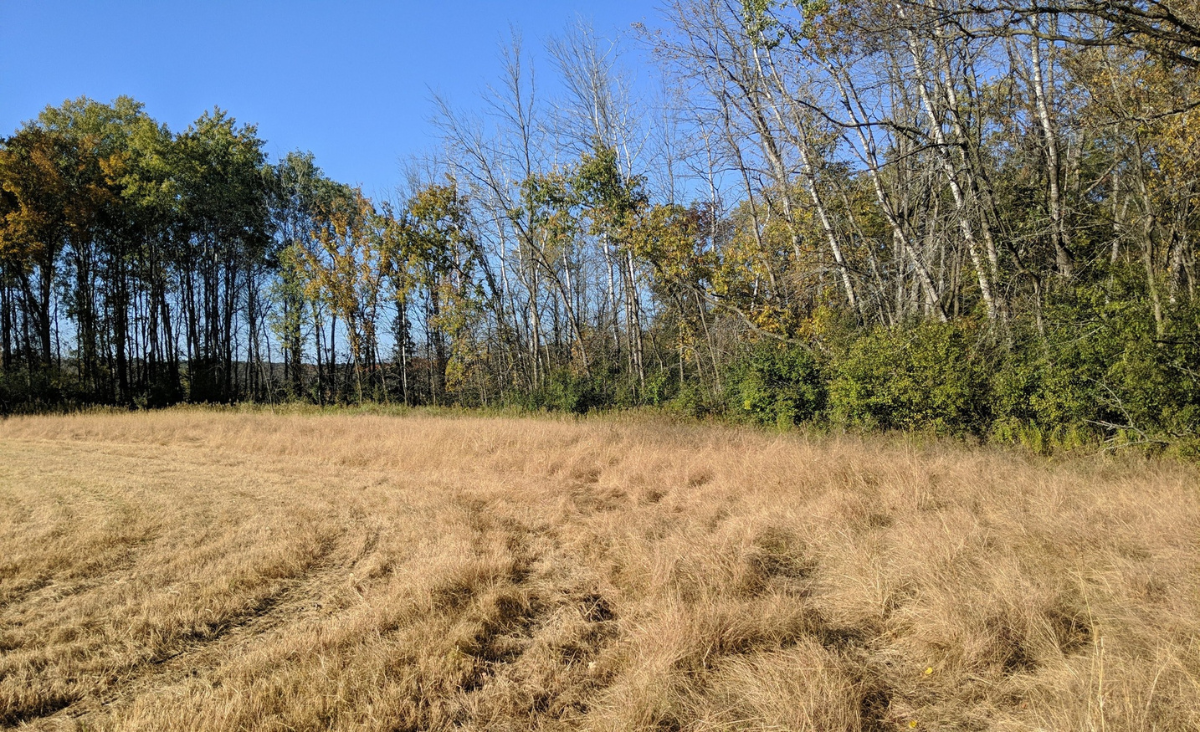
xmin=0 ymin=410 xmax=1198 ymax=731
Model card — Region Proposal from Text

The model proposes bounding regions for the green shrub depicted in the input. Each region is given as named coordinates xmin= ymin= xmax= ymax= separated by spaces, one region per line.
xmin=988 ymin=290 xmax=1200 ymax=449
xmin=726 ymin=342 xmax=825 ymax=428
xmin=669 ymin=380 xmax=722 ymax=419
xmin=527 ymin=369 xmax=606 ymax=414
xmin=829 ymin=322 xmax=989 ymax=435
xmin=0 ymin=367 xmax=74 ymax=416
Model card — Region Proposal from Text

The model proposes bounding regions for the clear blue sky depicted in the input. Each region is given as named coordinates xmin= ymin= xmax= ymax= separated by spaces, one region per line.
xmin=0 ymin=1 xmax=657 ymax=197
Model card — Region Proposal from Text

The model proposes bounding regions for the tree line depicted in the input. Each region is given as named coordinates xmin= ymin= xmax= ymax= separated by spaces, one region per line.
xmin=2 ymin=0 xmax=1198 ymax=451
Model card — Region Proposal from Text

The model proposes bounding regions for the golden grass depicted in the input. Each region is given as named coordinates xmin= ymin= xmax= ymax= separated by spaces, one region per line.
xmin=0 ymin=410 xmax=1198 ymax=731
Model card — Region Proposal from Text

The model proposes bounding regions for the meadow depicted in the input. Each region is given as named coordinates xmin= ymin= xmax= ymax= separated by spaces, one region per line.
xmin=1 ymin=410 xmax=1198 ymax=730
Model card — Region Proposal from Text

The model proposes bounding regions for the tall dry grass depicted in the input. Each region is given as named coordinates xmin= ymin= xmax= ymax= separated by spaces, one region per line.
xmin=0 ymin=410 xmax=1197 ymax=730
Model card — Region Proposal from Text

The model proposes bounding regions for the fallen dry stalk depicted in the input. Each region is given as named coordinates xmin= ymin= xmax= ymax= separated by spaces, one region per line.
xmin=0 ymin=410 xmax=1197 ymax=730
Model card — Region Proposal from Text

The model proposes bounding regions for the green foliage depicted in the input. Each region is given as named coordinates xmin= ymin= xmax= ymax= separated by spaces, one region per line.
xmin=741 ymin=0 xmax=783 ymax=47
xmin=573 ymin=143 xmax=648 ymax=230
xmin=0 ymin=368 xmax=71 ymax=416
xmin=829 ymin=323 xmax=989 ymax=435
xmin=990 ymin=287 xmax=1200 ymax=451
xmin=526 ymin=369 xmax=608 ymax=415
xmin=641 ymin=369 xmax=674 ymax=408
xmin=726 ymin=341 xmax=825 ymax=428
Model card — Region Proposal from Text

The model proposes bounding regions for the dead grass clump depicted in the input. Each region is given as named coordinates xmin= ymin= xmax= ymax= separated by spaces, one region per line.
xmin=0 ymin=409 xmax=1198 ymax=730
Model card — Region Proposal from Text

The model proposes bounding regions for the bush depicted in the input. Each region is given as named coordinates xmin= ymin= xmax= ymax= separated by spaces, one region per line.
xmin=0 ymin=367 xmax=74 ymax=416
xmin=525 ymin=369 xmax=606 ymax=414
xmin=726 ymin=342 xmax=825 ymax=428
xmin=829 ymin=322 xmax=989 ymax=435
xmin=990 ymin=290 xmax=1200 ymax=450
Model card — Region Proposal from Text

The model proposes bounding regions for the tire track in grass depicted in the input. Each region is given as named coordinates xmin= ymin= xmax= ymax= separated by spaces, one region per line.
xmin=28 ymin=534 xmax=357 ymax=728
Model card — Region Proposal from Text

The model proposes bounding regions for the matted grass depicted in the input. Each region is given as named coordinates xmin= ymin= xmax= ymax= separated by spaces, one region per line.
xmin=1 ymin=410 xmax=1198 ymax=730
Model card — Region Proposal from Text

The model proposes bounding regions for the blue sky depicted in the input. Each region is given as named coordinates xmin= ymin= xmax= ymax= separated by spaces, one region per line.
xmin=0 ymin=1 xmax=657 ymax=198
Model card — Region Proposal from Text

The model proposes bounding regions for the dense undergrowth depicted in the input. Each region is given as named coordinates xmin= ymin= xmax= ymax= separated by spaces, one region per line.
xmin=3 ymin=294 xmax=1197 ymax=459
xmin=513 ymin=294 xmax=1200 ymax=459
